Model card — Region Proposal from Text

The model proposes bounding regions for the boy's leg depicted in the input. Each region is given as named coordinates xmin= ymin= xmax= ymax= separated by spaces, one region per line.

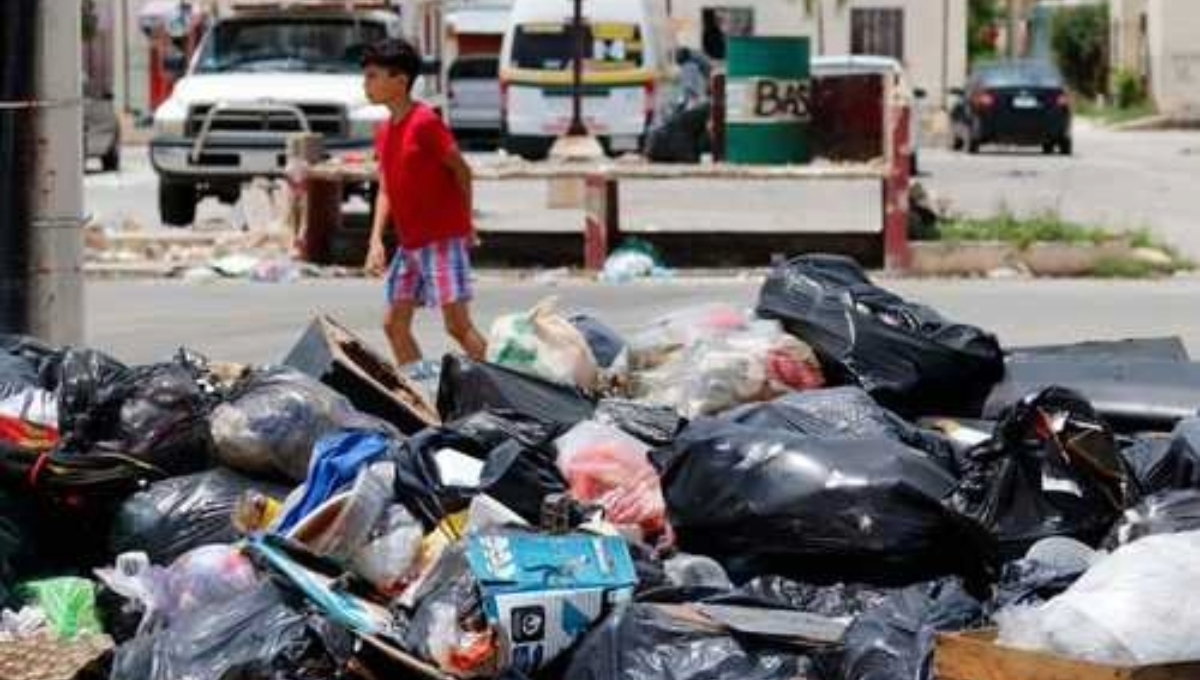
xmin=426 ymin=237 xmax=487 ymax=361
xmin=383 ymin=246 xmax=423 ymax=366
xmin=442 ymin=300 xmax=487 ymax=361
xmin=384 ymin=300 xmax=422 ymax=366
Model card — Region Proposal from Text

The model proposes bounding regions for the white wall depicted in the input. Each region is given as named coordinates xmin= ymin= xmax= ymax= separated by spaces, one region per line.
xmin=1147 ymin=0 xmax=1200 ymax=116
xmin=668 ymin=0 xmax=966 ymax=108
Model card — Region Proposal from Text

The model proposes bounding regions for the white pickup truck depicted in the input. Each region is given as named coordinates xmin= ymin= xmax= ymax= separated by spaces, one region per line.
xmin=150 ymin=1 xmax=431 ymax=226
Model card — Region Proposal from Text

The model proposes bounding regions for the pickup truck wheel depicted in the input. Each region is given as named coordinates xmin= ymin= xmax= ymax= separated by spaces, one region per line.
xmin=159 ymin=179 xmax=197 ymax=227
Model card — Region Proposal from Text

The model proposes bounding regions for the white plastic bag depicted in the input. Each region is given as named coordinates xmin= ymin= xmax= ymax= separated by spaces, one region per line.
xmin=487 ymin=298 xmax=599 ymax=389
xmin=996 ymin=530 xmax=1200 ymax=665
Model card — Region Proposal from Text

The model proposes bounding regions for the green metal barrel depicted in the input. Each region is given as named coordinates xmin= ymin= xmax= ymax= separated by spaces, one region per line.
xmin=726 ymin=37 xmax=811 ymax=165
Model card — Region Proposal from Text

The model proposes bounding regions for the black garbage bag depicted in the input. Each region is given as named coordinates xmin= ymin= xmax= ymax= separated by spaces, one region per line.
xmin=392 ymin=423 xmax=567 ymax=529
xmin=839 ymin=578 xmax=983 ymax=680
xmin=209 ymin=366 xmax=390 ymax=483
xmin=0 ymin=349 xmax=38 ymax=398
xmin=1120 ymin=418 xmax=1200 ymax=494
xmin=989 ymin=557 xmax=1085 ymax=614
xmin=448 ymin=409 xmax=567 ymax=452
xmin=984 ymin=358 xmax=1200 ymax=433
xmin=655 ymin=418 xmax=994 ymax=587
xmin=56 ymin=347 xmax=135 ymax=446
xmin=595 ymin=399 xmax=686 ymax=448
xmin=951 ymin=387 xmax=1131 ymax=560
xmin=563 ymin=603 xmax=813 ymax=680
xmin=0 ymin=334 xmax=61 ymax=388
xmin=437 ymin=355 xmax=594 ymax=425
xmin=1106 ymin=489 xmax=1200 ymax=547
xmin=756 ymin=254 xmax=1004 ymax=418
xmin=1008 ymin=337 xmax=1190 ymax=363
xmin=110 ymin=359 xmax=217 ymax=476
xmin=569 ymin=315 xmax=628 ymax=369
xmin=716 ymin=577 xmax=890 ymax=619
xmin=110 ymin=468 xmax=291 ymax=564
xmin=725 ymin=388 xmax=960 ymax=475
xmin=110 ymin=582 xmax=348 ymax=680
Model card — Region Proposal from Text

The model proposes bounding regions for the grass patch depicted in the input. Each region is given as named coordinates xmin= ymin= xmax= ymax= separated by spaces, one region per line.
xmin=935 ymin=209 xmax=1117 ymax=250
xmin=924 ymin=209 xmax=1194 ymax=277
xmin=1091 ymin=257 xmax=1171 ymax=279
xmin=1075 ymin=99 xmax=1157 ymax=126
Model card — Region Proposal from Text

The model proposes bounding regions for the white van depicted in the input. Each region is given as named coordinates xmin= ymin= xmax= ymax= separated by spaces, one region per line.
xmin=499 ymin=0 xmax=673 ymax=159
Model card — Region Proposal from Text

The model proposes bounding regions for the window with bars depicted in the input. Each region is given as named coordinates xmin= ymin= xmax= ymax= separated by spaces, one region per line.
xmin=850 ymin=8 xmax=905 ymax=62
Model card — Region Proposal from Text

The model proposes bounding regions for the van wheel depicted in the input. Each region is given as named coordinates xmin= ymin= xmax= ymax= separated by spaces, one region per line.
xmin=1059 ymin=137 xmax=1073 ymax=155
xmin=159 ymin=179 xmax=197 ymax=227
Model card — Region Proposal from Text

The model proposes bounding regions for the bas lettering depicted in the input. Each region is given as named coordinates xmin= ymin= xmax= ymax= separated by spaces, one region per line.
xmin=754 ymin=80 xmax=810 ymax=119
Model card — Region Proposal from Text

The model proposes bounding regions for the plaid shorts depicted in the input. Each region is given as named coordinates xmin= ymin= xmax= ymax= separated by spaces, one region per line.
xmin=385 ymin=237 xmax=473 ymax=308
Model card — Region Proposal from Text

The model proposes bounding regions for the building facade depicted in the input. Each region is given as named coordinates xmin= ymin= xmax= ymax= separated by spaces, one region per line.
xmin=666 ymin=0 xmax=968 ymax=108
xmin=1112 ymin=0 xmax=1200 ymax=118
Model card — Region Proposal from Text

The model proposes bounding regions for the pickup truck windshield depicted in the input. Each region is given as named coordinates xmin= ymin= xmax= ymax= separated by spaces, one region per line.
xmin=195 ymin=18 xmax=387 ymax=74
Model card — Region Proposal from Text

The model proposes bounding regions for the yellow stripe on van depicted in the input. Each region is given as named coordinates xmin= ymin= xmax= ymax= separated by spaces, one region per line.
xmin=501 ymin=67 xmax=657 ymax=86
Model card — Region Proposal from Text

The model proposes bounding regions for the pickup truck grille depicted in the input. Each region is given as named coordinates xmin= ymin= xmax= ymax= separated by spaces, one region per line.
xmin=186 ymin=103 xmax=347 ymax=137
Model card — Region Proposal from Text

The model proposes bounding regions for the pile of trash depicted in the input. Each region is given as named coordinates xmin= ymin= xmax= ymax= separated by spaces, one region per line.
xmin=5 ymin=253 xmax=1200 ymax=680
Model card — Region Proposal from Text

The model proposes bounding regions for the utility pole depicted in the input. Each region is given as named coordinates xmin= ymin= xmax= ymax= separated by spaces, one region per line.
xmin=567 ymin=0 xmax=587 ymax=137
xmin=31 ymin=0 xmax=85 ymax=343
xmin=550 ymin=0 xmax=603 ymax=159
xmin=1007 ymin=0 xmax=1020 ymax=59
xmin=0 ymin=0 xmax=38 ymax=336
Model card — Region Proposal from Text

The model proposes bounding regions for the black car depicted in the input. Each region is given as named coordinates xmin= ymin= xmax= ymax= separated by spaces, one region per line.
xmin=951 ymin=60 xmax=1072 ymax=155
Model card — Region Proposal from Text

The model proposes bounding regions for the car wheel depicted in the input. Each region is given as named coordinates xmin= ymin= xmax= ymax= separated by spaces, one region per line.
xmin=159 ymin=179 xmax=197 ymax=228
xmin=1059 ymin=137 xmax=1073 ymax=156
xmin=951 ymin=133 xmax=964 ymax=152
xmin=1042 ymin=142 xmax=1056 ymax=155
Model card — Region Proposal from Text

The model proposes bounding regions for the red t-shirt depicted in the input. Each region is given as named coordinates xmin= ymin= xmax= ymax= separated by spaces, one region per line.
xmin=375 ymin=104 xmax=472 ymax=249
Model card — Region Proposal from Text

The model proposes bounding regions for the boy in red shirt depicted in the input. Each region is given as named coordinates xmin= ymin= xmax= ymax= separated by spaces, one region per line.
xmin=362 ymin=38 xmax=487 ymax=366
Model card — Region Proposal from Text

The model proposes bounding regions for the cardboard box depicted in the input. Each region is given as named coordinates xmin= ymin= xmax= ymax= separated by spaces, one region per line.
xmin=465 ymin=532 xmax=637 ymax=674
xmin=935 ymin=630 xmax=1200 ymax=680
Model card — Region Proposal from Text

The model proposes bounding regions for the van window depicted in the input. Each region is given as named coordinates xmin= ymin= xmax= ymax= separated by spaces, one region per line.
xmin=449 ymin=58 xmax=500 ymax=80
xmin=511 ymin=22 xmax=645 ymax=71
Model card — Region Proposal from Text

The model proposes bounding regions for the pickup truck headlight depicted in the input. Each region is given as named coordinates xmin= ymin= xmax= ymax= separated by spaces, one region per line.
xmin=153 ymin=100 xmax=188 ymax=137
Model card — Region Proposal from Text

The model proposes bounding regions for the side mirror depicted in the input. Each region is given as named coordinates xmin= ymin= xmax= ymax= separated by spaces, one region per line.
xmin=948 ymin=87 xmax=965 ymax=98
xmin=913 ymin=87 xmax=928 ymax=100
xmin=164 ymin=52 xmax=188 ymax=78
xmin=102 ymin=91 xmax=115 ymax=101
xmin=421 ymin=58 xmax=442 ymax=76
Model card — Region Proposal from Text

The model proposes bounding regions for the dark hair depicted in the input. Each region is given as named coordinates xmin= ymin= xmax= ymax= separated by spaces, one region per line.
xmin=363 ymin=38 xmax=421 ymax=92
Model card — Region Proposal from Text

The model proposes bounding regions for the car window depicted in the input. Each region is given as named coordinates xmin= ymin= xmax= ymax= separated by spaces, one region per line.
xmin=511 ymin=21 xmax=646 ymax=71
xmin=450 ymin=59 xmax=499 ymax=80
xmin=975 ymin=61 xmax=1063 ymax=88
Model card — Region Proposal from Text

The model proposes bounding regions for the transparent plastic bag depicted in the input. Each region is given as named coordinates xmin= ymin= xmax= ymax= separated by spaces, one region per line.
xmin=556 ymin=421 xmax=670 ymax=544
xmin=487 ymin=298 xmax=599 ymax=390
xmin=626 ymin=303 xmax=749 ymax=371
xmin=350 ymin=505 xmax=424 ymax=595
xmin=96 ymin=545 xmax=259 ymax=635
xmin=996 ymin=530 xmax=1200 ymax=665
xmin=209 ymin=367 xmax=387 ymax=482
xmin=636 ymin=321 xmax=824 ymax=418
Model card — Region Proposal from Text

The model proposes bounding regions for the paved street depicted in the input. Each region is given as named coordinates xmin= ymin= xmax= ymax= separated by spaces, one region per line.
xmin=87 ymin=120 xmax=1200 ymax=255
xmin=88 ymin=276 xmax=1200 ymax=365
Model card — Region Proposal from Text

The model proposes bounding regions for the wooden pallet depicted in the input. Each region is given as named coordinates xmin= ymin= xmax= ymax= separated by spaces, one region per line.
xmin=935 ymin=630 xmax=1200 ymax=680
